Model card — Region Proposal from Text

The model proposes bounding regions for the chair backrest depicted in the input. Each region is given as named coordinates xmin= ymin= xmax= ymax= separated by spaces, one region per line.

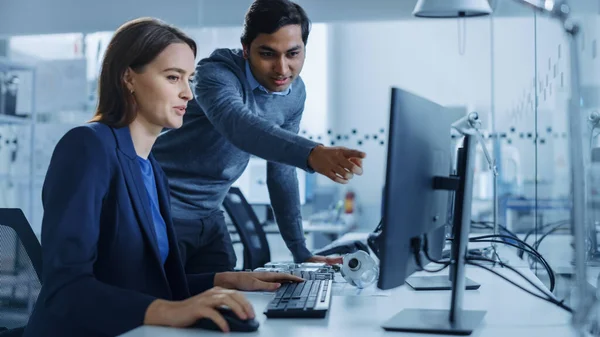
xmin=0 ymin=208 xmax=42 ymax=332
xmin=222 ymin=188 xmax=271 ymax=270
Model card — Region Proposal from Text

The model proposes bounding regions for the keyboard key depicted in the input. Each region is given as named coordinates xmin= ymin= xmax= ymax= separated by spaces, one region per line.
xmin=300 ymin=281 xmax=313 ymax=298
xmin=282 ymin=284 xmax=296 ymax=299
xmin=306 ymin=296 xmax=317 ymax=309
xmin=309 ymin=281 xmax=321 ymax=297
xmin=267 ymin=300 xmax=281 ymax=310
xmin=291 ymin=282 xmax=305 ymax=299
xmin=274 ymin=287 xmax=286 ymax=299
xmin=287 ymin=301 xmax=305 ymax=309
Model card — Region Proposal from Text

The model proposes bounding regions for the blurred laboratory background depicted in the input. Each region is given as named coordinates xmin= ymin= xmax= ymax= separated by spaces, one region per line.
xmin=1 ymin=0 xmax=600 ymax=330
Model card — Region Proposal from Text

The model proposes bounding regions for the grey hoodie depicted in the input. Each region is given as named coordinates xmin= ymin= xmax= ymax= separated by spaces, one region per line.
xmin=152 ymin=48 xmax=319 ymax=262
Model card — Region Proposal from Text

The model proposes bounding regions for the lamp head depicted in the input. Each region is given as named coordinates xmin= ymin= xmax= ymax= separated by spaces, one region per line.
xmin=412 ymin=0 xmax=492 ymax=18
xmin=452 ymin=112 xmax=481 ymax=135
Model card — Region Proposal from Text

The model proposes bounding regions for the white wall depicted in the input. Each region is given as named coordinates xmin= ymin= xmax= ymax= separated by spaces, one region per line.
xmin=325 ymin=17 xmax=493 ymax=227
xmin=321 ymin=7 xmax=600 ymax=229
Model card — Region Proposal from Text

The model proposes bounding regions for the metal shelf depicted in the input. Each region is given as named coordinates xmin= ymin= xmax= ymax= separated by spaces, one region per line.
xmin=0 ymin=58 xmax=38 ymax=230
xmin=0 ymin=173 xmax=45 ymax=179
xmin=0 ymin=174 xmax=31 ymax=181
xmin=0 ymin=114 xmax=32 ymax=125
xmin=0 ymin=57 xmax=34 ymax=72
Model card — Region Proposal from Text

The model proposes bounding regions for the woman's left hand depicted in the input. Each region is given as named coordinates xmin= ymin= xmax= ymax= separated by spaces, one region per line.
xmin=214 ymin=272 xmax=304 ymax=292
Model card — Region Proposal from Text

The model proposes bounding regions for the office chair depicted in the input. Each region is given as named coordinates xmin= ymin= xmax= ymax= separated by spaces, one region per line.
xmin=0 ymin=209 xmax=43 ymax=337
xmin=222 ymin=188 xmax=272 ymax=270
xmin=223 ymin=188 xmax=371 ymax=270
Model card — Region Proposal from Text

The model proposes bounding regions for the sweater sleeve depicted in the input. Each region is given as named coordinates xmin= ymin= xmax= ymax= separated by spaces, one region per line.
xmin=194 ymin=63 xmax=319 ymax=171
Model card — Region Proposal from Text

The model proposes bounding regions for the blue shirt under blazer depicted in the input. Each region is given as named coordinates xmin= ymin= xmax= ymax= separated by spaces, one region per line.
xmin=23 ymin=123 xmax=216 ymax=337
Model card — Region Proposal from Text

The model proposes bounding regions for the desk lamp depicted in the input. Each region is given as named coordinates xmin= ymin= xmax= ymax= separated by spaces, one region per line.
xmin=452 ymin=111 xmax=501 ymax=263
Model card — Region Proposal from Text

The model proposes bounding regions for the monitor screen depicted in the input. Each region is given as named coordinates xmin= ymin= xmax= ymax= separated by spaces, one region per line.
xmin=377 ymin=87 xmax=457 ymax=290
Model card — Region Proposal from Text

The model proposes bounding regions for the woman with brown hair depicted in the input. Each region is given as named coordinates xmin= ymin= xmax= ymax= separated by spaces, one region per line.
xmin=22 ymin=17 xmax=301 ymax=337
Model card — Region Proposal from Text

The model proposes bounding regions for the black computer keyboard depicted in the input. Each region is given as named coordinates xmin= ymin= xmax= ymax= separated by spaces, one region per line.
xmin=264 ymin=279 xmax=332 ymax=318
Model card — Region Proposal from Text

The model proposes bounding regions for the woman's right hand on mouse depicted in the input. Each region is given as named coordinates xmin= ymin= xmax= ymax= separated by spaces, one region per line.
xmin=144 ymin=286 xmax=254 ymax=332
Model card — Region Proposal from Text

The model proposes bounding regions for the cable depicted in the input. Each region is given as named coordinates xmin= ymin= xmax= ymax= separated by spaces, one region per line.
xmin=471 ymin=238 xmax=555 ymax=292
xmin=417 ymin=233 xmax=563 ymax=311
xmin=532 ymin=222 xmax=570 ymax=251
xmin=374 ymin=217 xmax=383 ymax=233
xmin=466 ymin=257 xmax=572 ymax=313
xmin=522 ymin=219 xmax=569 ymax=243
xmin=469 ymin=234 xmax=556 ymax=292
xmin=471 ymin=220 xmax=525 ymax=253
xmin=471 ymin=220 xmax=521 ymax=241
xmin=471 ymin=234 xmax=540 ymax=257
xmin=519 ymin=220 xmax=570 ymax=259
xmin=417 ymin=260 xmax=449 ymax=273
xmin=520 ymin=220 xmax=570 ymax=261
xmin=470 ymin=234 xmax=552 ymax=262
xmin=528 ymin=222 xmax=569 ymax=276
xmin=473 ymin=238 xmax=553 ymax=281
xmin=423 ymin=234 xmax=560 ymax=306
xmin=521 ymin=220 xmax=570 ymax=250
xmin=470 ymin=235 xmax=555 ymax=276
xmin=422 ymin=232 xmax=566 ymax=312
xmin=412 ymin=237 xmax=450 ymax=273
xmin=423 ymin=235 xmax=451 ymax=266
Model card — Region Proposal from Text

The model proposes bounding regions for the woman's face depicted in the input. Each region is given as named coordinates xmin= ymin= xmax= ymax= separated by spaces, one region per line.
xmin=125 ymin=42 xmax=196 ymax=131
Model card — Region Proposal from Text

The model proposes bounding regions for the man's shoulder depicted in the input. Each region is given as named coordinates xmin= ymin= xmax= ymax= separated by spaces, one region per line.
xmin=199 ymin=48 xmax=244 ymax=70
xmin=197 ymin=48 xmax=246 ymax=84
xmin=290 ymin=76 xmax=306 ymax=101
xmin=293 ymin=76 xmax=306 ymax=94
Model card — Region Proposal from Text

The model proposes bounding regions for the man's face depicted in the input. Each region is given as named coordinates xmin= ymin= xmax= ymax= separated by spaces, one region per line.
xmin=244 ymin=24 xmax=305 ymax=93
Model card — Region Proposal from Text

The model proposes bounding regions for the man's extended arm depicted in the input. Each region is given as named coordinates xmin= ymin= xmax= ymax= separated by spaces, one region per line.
xmin=194 ymin=63 xmax=318 ymax=171
xmin=265 ymin=100 xmax=312 ymax=262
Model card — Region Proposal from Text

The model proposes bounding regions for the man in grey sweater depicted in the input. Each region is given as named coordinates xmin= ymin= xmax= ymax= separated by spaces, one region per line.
xmin=153 ymin=0 xmax=365 ymax=273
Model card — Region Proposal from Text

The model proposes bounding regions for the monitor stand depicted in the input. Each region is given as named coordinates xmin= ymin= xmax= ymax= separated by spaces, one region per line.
xmin=382 ymin=309 xmax=486 ymax=336
xmin=406 ymin=276 xmax=480 ymax=291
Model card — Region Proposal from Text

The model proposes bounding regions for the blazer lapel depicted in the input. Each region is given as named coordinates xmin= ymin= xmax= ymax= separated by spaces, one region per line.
xmin=112 ymin=127 xmax=166 ymax=277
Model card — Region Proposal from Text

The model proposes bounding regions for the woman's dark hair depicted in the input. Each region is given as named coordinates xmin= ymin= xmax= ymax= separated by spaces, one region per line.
xmin=240 ymin=0 xmax=311 ymax=47
xmin=91 ymin=17 xmax=197 ymax=128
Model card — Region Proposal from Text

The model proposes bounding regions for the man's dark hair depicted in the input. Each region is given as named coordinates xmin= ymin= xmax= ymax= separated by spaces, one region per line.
xmin=91 ymin=18 xmax=196 ymax=128
xmin=241 ymin=0 xmax=311 ymax=47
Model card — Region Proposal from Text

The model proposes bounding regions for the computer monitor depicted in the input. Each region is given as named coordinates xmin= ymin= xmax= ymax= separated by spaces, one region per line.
xmin=405 ymin=127 xmax=481 ymax=292
xmin=376 ymin=87 xmax=486 ymax=335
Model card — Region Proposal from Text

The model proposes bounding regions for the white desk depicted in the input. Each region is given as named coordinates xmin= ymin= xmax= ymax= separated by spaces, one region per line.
xmin=332 ymin=232 xmax=536 ymax=269
xmin=262 ymin=221 xmax=353 ymax=235
xmin=119 ymin=249 xmax=574 ymax=337
xmin=227 ymin=221 xmax=352 ymax=236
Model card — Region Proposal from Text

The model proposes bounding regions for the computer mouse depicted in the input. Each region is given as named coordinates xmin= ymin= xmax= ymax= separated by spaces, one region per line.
xmin=192 ymin=307 xmax=259 ymax=333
